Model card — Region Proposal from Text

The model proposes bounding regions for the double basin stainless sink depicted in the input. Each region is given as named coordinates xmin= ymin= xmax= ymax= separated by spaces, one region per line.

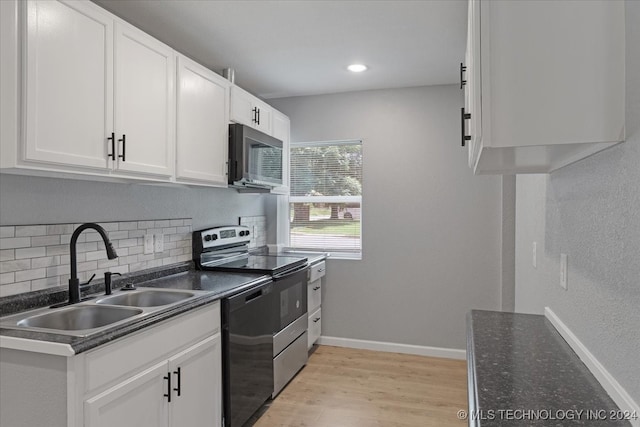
xmin=0 ymin=288 xmax=208 ymax=337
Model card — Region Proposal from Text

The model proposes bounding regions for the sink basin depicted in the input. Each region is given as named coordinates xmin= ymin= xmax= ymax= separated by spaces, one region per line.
xmin=16 ymin=305 xmax=143 ymax=331
xmin=96 ymin=289 xmax=195 ymax=307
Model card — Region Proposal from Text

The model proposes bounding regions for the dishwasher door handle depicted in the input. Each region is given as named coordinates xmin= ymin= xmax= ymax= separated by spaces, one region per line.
xmin=245 ymin=289 xmax=263 ymax=303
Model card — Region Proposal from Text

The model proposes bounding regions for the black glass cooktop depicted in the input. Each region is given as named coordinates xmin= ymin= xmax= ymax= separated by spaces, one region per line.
xmin=202 ymin=254 xmax=307 ymax=275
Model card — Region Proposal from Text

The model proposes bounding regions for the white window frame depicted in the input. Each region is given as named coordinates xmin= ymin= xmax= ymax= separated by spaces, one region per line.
xmin=277 ymin=139 xmax=362 ymax=260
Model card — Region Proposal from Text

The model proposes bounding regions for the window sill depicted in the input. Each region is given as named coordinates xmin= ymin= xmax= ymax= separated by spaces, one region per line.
xmin=282 ymin=248 xmax=361 ymax=261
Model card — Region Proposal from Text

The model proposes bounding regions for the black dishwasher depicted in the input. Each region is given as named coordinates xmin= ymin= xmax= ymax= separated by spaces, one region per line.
xmin=222 ymin=280 xmax=276 ymax=427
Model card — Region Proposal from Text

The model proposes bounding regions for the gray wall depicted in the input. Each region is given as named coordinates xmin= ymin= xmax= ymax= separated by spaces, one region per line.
xmin=515 ymin=0 xmax=640 ymax=402
xmin=0 ymin=174 xmax=267 ymax=230
xmin=269 ymin=85 xmax=504 ymax=350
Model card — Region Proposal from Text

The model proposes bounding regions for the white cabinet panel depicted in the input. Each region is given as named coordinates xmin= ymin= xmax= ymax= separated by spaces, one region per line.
xmin=465 ymin=0 xmax=625 ymax=174
xmin=168 ymin=335 xmax=222 ymax=427
xmin=114 ymin=22 xmax=175 ymax=177
xmin=230 ymin=85 xmax=272 ymax=135
xmin=24 ymin=0 xmax=113 ymax=170
xmin=307 ymin=279 xmax=321 ymax=314
xmin=176 ymin=55 xmax=230 ymax=186
xmin=308 ymin=308 xmax=321 ymax=350
xmin=85 ymin=361 xmax=169 ymax=427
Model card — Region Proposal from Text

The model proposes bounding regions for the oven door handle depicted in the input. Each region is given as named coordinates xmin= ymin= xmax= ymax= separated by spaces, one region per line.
xmin=273 ymin=263 xmax=309 ymax=279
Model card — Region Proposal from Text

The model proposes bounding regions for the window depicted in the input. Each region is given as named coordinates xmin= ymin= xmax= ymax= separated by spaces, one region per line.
xmin=286 ymin=140 xmax=362 ymax=257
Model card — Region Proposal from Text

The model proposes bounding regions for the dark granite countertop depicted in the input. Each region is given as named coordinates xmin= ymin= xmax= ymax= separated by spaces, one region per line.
xmin=281 ymin=251 xmax=328 ymax=265
xmin=0 ymin=267 xmax=270 ymax=355
xmin=467 ymin=310 xmax=631 ymax=426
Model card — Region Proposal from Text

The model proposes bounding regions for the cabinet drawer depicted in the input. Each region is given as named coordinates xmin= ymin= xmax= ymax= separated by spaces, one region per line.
xmin=309 ymin=261 xmax=326 ymax=282
xmin=307 ymin=308 xmax=321 ymax=349
xmin=85 ymin=301 xmax=220 ymax=393
xmin=307 ymin=279 xmax=321 ymax=313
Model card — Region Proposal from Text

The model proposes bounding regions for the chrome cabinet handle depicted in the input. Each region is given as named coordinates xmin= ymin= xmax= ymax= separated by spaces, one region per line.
xmin=313 ymin=317 xmax=321 ymax=323
xmin=460 ymin=62 xmax=467 ymax=89
xmin=313 ymin=286 xmax=320 ymax=291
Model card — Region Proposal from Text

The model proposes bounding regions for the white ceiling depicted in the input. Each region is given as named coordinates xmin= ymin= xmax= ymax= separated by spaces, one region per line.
xmin=93 ymin=0 xmax=468 ymax=100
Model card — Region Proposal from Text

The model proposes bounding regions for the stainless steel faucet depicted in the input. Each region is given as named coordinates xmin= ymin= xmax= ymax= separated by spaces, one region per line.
xmin=68 ymin=223 xmax=118 ymax=304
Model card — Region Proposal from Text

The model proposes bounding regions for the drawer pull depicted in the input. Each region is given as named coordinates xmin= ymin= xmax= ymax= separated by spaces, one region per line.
xmin=313 ymin=317 xmax=321 ymax=323
xmin=313 ymin=286 xmax=320 ymax=291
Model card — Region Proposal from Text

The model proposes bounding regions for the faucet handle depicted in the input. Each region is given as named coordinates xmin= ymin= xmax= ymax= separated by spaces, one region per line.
xmin=83 ymin=274 xmax=96 ymax=286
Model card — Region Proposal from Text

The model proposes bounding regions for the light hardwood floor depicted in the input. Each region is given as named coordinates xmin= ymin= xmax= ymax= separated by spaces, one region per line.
xmin=252 ymin=345 xmax=468 ymax=427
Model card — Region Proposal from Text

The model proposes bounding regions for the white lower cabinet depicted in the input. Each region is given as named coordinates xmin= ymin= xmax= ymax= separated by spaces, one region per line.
xmin=85 ymin=361 xmax=169 ymax=427
xmin=0 ymin=302 xmax=222 ymax=427
xmin=308 ymin=308 xmax=322 ymax=349
xmin=306 ymin=260 xmax=326 ymax=349
xmin=85 ymin=335 xmax=221 ymax=427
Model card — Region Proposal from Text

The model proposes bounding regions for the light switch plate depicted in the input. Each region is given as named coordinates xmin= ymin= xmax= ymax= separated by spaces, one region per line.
xmin=144 ymin=234 xmax=154 ymax=254
xmin=560 ymin=253 xmax=568 ymax=290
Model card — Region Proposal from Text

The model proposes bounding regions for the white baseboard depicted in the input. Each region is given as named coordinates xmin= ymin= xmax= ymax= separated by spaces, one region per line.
xmin=317 ymin=336 xmax=466 ymax=360
xmin=545 ymin=307 xmax=640 ymax=427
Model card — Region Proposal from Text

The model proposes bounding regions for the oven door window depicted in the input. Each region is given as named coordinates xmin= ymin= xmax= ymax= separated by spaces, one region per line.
xmin=276 ymin=270 xmax=307 ymax=329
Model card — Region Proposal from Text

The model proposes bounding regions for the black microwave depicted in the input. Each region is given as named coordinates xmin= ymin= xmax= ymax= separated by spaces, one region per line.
xmin=228 ymin=124 xmax=283 ymax=190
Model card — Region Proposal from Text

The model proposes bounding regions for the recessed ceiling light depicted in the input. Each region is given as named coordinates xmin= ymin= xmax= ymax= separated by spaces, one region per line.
xmin=347 ymin=64 xmax=368 ymax=73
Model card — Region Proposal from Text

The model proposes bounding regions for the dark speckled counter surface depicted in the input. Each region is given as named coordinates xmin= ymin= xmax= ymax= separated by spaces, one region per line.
xmin=467 ymin=310 xmax=631 ymax=426
xmin=0 ymin=268 xmax=270 ymax=354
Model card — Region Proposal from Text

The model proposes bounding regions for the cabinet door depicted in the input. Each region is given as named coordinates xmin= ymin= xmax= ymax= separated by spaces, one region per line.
xmin=176 ymin=55 xmax=230 ymax=185
xmin=168 ymin=334 xmax=222 ymax=427
xmin=230 ymin=86 xmax=272 ymax=135
xmin=114 ymin=22 xmax=175 ymax=177
xmin=24 ymin=0 xmax=113 ymax=170
xmin=308 ymin=308 xmax=322 ymax=349
xmin=253 ymin=100 xmax=272 ymax=136
xmin=85 ymin=361 xmax=169 ymax=427
xmin=229 ymin=86 xmax=254 ymax=128
xmin=466 ymin=0 xmax=481 ymax=168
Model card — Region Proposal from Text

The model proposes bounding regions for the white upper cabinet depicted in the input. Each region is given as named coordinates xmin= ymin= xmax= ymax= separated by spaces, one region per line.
xmin=4 ymin=0 xmax=175 ymax=180
xmin=113 ymin=22 xmax=175 ymax=178
xmin=230 ymin=85 xmax=273 ymax=136
xmin=176 ymin=55 xmax=230 ymax=186
xmin=23 ymin=0 xmax=113 ymax=170
xmin=464 ymin=0 xmax=625 ymax=174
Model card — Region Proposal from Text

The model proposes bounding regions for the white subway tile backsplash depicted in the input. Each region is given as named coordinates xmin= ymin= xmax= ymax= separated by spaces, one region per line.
xmin=15 ymin=225 xmax=48 ymax=237
xmin=31 ymin=256 xmax=60 ymax=269
xmin=0 ymin=237 xmax=31 ymax=250
xmin=0 ymin=249 xmax=15 ymax=262
xmin=1 ymin=259 xmax=31 ymax=273
xmin=32 ymin=235 xmax=61 ymax=247
xmin=0 ymin=227 xmax=16 ymax=239
xmin=15 ymin=247 xmax=46 ymax=260
xmin=15 ymin=268 xmax=46 ymax=282
xmin=0 ymin=272 xmax=15 ymax=285
xmin=0 ymin=218 xmax=192 ymax=297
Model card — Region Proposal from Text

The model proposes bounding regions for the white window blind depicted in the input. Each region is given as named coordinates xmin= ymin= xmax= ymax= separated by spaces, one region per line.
xmin=288 ymin=140 xmax=362 ymax=254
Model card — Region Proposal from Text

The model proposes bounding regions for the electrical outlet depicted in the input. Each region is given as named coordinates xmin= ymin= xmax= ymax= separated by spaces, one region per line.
xmin=532 ymin=241 xmax=537 ymax=268
xmin=154 ymin=233 xmax=164 ymax=253
xmin=144 ymin=234 xmax=154 ymax=254
xmin=560 ymin=253 xmax=568 ymax=290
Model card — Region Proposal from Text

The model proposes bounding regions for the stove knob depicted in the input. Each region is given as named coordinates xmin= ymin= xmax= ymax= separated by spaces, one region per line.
xmin=239 ymin=231 xmax=246 ymax=236
xmin=245 ymin=230 xmax=250 ymax=236
xmin=204 ymin=235 xmax=212 ymax=241
xmin=211 ymin=234 xmax=218 ymax=240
